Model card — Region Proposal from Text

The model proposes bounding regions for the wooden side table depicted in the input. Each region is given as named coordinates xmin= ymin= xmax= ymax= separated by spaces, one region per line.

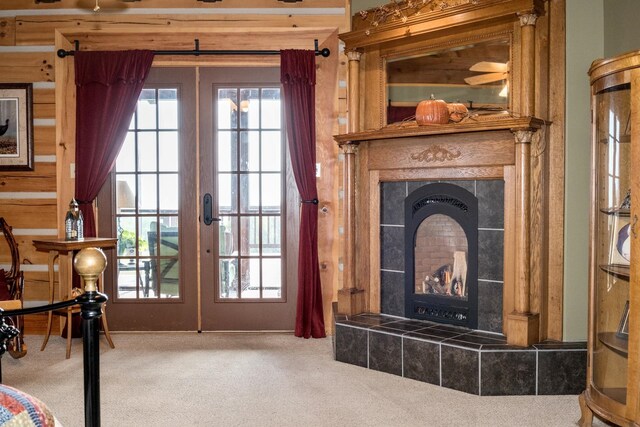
xmin=32 ymin=238 xmax=117 ymax=359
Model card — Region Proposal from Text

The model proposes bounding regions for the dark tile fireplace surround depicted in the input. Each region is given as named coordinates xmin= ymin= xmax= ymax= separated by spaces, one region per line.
xmin=334 ymin=180 xmax=586 ymax=396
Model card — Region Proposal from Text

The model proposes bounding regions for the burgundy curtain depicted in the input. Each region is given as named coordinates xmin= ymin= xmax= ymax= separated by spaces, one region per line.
xmin=281 ymin=50 xmax=325 ymax=338
xmin=75 ymin=50 xmax=154 ymax=237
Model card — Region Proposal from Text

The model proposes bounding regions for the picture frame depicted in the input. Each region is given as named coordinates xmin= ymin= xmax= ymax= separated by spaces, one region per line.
xmin=0 ymin=83 xmax=34 ymax=171
xmin=616 ymin=300 xmax=630 ymax=339
xmin=609 ymin=216 xmax=631 ymax=266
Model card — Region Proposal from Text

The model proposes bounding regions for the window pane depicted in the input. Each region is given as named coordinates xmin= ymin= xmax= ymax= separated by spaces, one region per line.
xmin=219 ymin=259 xmax=238 ymax=299
xmin=159 ymin=174 xmax=179 ymax=212
xmin=138 ymin=218 xmax=155 ymax=256
xmin=158 ymin=132 xmax=179 ymax=172
xmin=138 ymin=132 xmax=157 ymax=172
xmin=262 ymin=216 xmax=281 ymax=255
xmin=240 ymin=88 xmax=259 ymax=129
xmin=117 ymin=216 xmax=137 ymax=259
xmin=261 ymin=131 xmax=281 ymax=172
xmin=218 ymin=89 xmax=237 ymax=130
xmin=117 ymin=263 xmax=138 ymax=299
xmin=116 ymin=133 xmax=136 ymax=172
xmin=262 ymin=258 xmax=282 ymax=298
xmin=158 ymin=89 xmax=178 ymax=130
xmin=140 ymin=258 xmax=153 ymax=298
xmin=159 ymin=220 xmax=179 ymax=256
xmin=159 ymin=258 xmax=179 ymax=297
xmin=261 ymin=89 xmax=281 ymax=129
xmin=240 ymin=173 xmax=260 ymax=213
xmin=218 ymin=173 xmax=237 ymax=214
xmin=240 ymin=131 xmax=260 ymax=172
xmin=217 ymin=131 xmax=237 ymax=172
xmin=219 ymin=216 xmax=237 ymax=256
xmin=240 ymin=216 xmax=260 ymax=256
xmin=116 ymin=175 xmax=136 ymax=214
xmin=138 ymin=174 xmax=158 ymax=212
xmin=137 ymin=89 xmax=157 ymax=129
xmin=240 ymin=258 xmax=260 ymax=299
xmin=262 ymin=173 xmax=281 ymax=211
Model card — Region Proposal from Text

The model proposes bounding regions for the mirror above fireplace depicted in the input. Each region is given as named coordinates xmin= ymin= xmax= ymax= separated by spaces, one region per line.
xmin=386 ymin=38 xmax=511 ymax=123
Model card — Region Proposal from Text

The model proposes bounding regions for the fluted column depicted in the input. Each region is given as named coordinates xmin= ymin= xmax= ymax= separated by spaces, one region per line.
xmin=519 ymin=13 xmax=538 ymax=117
xmin=346 ymin=50 xmax=362 ymax=133
xmin=507 ymin=128 xmax=539 ymax=347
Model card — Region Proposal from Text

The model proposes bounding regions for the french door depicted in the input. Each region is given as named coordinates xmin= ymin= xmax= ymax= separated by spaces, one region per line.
xmin=99 ymin=68 xmax=198 ymax=330
xmin=199 ymin=68 xmax=298 ymax=331
xmin=100 ymin=67 xmax=297 ymax=331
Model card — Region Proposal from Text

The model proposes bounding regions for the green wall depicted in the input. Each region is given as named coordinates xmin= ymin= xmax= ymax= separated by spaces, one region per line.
xmin=563 ymin=0 xmax=604 ymax=341
xmin=604 ymin=0 xmax=640 ymax=57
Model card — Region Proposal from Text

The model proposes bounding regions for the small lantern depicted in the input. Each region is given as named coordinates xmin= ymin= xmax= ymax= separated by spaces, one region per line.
xmin=65 ymin=198 xmax=84 ymax=240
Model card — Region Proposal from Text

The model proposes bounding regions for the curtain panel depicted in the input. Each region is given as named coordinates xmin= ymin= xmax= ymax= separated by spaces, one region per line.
xmin=75 ymin=50 xmax=154 ymax=237
xmin=280 ymin=49 xmax=325 ymax=338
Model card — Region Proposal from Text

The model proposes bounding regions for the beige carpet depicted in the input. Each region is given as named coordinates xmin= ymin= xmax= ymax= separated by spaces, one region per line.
xmin=2 ymin=333 xmax=604 ymax=427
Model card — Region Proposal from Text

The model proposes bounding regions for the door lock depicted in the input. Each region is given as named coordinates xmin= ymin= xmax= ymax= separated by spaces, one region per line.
xmin=203 ymin=193 xmax=220 ymax=225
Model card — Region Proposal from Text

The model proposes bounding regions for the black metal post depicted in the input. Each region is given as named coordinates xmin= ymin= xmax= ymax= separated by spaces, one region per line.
xmin=78 ymin=291 xmax=107 ymax=427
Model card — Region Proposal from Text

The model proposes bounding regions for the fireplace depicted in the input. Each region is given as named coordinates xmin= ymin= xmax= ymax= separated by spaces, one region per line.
xmin=404 ymin=183 xmax=478 ymax=328
xmin=380 ymin=180 xmax=503 ymax=333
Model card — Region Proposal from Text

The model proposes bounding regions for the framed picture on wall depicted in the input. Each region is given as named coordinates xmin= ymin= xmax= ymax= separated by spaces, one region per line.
xmin=617 ymin=300 xmax=630 ymax=340
xmin=0 ymin=83 xmax=34 ymax=171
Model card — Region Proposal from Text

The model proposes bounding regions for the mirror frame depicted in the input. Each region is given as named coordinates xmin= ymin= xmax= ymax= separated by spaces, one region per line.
xmin=340 ymin=0 xmax=544 ymax=131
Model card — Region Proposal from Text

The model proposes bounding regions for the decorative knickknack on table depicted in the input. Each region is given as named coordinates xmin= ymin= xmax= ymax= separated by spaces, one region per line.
xmin=65 ymin=198 xmax=84 ymax=241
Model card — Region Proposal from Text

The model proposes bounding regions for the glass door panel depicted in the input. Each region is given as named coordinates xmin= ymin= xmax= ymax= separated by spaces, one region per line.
xmin=215 ymin=86 xmax=284 ymax=301
xmin=592 ymin=83 xmax=631 ymax=404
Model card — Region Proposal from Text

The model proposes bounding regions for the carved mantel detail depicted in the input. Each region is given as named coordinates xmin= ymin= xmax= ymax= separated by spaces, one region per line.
xmin=513 ymin=129 xmax=535 ymax=144
xmin=341 ymin=143 xmax=359 ymax=155
xmin=518 ymin=13 xmax=538 ymax=27
xmin=410 ymin=144 xmax=461 ymax=162
xmin=346 ymin=50 xmax=362 ymax=62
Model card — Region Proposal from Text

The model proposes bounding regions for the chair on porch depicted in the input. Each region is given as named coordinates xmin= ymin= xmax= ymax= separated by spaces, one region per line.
xmin=143 ymin=223 xmax=179 ymax=298
xmin=0 ymin=217 xmax=26 ymax=359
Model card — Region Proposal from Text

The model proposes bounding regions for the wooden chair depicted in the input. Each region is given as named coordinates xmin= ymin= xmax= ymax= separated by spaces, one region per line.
xmin=0 ymin=218 xmax=26 ymax=359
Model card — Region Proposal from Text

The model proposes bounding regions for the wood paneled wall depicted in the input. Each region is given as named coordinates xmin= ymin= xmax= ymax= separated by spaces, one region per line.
xmin=0 ymin=2 xmax=348 ymax=335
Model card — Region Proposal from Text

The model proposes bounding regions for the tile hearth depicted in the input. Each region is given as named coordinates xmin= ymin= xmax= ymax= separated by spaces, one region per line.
xmin=334 ymin=313 xmax=586 ymax=396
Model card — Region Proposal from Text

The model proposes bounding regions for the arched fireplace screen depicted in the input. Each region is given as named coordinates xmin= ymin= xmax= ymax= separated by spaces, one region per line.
xmin=405 ymin=183 xmax=478 ymax=328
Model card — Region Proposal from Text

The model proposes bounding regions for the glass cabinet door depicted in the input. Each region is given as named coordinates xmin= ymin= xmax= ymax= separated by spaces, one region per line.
xmin=592 ymin=81 xmax=631 ymax=404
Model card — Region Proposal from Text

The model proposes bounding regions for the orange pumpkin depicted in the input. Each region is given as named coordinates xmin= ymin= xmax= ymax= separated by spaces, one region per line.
xmin=415 ymin=96 xmax=449 ymax=125
xmin=447 ymin=102 xmax=469 ymax=123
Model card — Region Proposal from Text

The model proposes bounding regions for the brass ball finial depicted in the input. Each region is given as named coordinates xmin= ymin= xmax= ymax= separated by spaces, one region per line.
xmin=73 ymin=247 xmax=107 ymax=292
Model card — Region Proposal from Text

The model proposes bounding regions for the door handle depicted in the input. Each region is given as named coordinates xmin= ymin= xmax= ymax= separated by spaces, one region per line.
xmin=203 ymin=193 xmax=220 ymax=225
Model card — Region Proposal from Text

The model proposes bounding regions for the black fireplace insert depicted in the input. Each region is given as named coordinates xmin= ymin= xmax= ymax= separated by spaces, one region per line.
xmin=404 ymin=183 xmax=478 ymax=328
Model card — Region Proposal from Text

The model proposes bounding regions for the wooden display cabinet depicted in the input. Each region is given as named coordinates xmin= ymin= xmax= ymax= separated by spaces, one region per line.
xmin=580 ymin=51 xmax=640 ymax=426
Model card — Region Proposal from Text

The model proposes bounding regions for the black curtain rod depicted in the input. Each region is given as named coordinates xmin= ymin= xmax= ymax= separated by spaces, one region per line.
xmin=57 ymin=38 xmax=330 ymax=58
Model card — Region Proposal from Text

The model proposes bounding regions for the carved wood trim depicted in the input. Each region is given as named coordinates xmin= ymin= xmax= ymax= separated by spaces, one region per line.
xmin=410 ymin=144 xmax=462 ymax=162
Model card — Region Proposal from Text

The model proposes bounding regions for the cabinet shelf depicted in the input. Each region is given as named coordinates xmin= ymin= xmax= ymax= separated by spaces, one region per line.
xmin=599 ymin=134 xmax=631 ymax=144
xmin=600 ymin=264 xmax=630 ymax=279
xmin=599 ymin=332 xmax=629 ymax=356
xmin=599 ymin=207 xmax=630 ymax=216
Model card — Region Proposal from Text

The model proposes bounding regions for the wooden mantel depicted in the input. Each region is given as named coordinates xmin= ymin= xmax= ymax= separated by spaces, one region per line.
xmin=334 ymin=115 xmax=545 ymax=144
xmin=335 ymin=115 xmax=545 ymax=347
